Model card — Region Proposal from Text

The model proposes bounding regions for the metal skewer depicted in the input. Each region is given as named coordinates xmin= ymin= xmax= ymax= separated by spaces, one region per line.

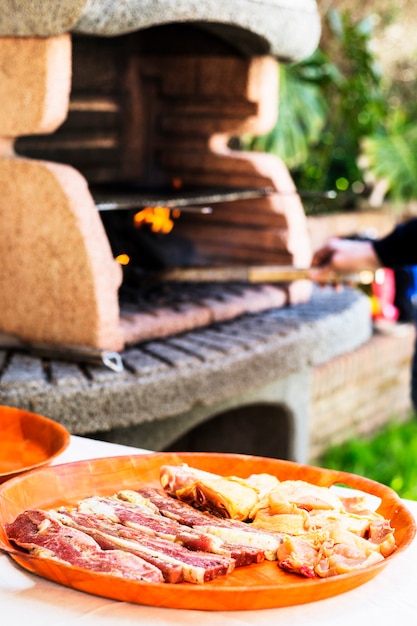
xmin=156 ymin=265 xmax=365 ymax=285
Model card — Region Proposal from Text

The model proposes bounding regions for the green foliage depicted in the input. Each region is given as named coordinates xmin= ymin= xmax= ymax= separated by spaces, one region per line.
xmin=317 ymin=417 xmax=417 ymax=500
xmin=311 ymin=10 xmax=388 ymax=194
xmin=361 ymin=114 xmax=417 ymax=202
xmin=242 ymin=8 xmax=417 ymax=213
xmin=242 ymin=51 xmax=331 ymax=170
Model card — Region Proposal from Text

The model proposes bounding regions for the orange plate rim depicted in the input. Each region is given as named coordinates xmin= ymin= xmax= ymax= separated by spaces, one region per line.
xmin=0 ymin=405 xmax=70 ymax=481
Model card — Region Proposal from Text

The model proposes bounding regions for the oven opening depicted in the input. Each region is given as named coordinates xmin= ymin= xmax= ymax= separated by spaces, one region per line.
xmin=94 ymin=182 xmax=273 ymax=275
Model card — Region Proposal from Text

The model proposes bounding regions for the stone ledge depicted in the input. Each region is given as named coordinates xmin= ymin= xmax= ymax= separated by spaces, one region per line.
xmin=0 ymin=1 xmax=321 ymax=62
xmin=0 ymin=287 xmax=371 ymax=463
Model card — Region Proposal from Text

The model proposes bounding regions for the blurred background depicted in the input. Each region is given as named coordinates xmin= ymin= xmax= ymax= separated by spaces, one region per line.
xmin=262 ymin=0 xmax=417 ymax=497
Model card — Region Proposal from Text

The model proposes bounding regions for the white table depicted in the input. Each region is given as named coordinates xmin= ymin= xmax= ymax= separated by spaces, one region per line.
xmin=1 ymin=435 xmax=415 ymax=625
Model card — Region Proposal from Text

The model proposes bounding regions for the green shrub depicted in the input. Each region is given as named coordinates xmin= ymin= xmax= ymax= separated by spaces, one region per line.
xmin=241 ymin=9 xmax=388 ymax=213
xmin=317 ymin=416 xmax=417 ymax=500
xmin=241 ymin=8 xmax=417 ymax=213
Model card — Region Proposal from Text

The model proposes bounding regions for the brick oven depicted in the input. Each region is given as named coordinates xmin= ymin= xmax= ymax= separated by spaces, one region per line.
xmin=0 ymin=1 xmax=373 ymax=461
xmin=0 ymin=0 xmax=323 ymax=353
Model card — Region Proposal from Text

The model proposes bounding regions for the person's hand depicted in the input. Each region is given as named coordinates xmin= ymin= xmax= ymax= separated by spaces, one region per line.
xmin=309 ymin=237 xmax=381 ymax=283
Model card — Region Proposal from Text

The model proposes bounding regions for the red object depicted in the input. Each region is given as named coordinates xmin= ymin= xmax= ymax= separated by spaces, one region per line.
xmin=371 ymin=268 xmax=399 ymax=321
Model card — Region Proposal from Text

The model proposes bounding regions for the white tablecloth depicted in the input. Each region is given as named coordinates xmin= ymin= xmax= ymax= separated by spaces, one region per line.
xmin=1 ymin=435 xmax=415 ymax=625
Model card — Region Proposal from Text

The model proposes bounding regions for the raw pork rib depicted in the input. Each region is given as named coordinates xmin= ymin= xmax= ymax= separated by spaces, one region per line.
xmin=139 ymin=487 xmax=281 ymax=560
xmin=5 ymin=509 xmax=164 ymax=582
xmin=54 ymin=507 xmax=235 ymax=584
xmin=78 ymin=494 xmax=264 ymax=567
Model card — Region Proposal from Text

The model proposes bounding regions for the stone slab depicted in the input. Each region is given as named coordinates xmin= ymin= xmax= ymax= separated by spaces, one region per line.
xmin=0 ymin=1 xmax=321 ymax=62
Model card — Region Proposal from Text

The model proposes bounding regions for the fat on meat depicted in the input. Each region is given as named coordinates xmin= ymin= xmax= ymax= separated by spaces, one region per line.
xmin=54 ymin=507 xmax=235 ymax=584
xmin=139 ymin=487 xmax=281 ymax=560
xmin=5 ymin=509 xmax=164 ymax=583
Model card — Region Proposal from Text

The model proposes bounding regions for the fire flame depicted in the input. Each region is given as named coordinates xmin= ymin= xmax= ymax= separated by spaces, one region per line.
xmin=116 ymin=205 xmax=182 ymax=266
xmin=115 ymin=253 xmax=130 ymax=266
xmin=133 ymin=206 xmax=178 ymax=234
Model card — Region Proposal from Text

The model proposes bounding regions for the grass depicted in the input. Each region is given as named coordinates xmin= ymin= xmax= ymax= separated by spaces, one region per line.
xmin=316 ymin=415 xmax=417 ymax=500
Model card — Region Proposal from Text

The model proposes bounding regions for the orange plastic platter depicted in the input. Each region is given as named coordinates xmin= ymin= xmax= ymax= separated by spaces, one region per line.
xmin=0 ymin=405 xmax=70 ymax=483
xmin=0 ymin=452 xmax=415 ymax=611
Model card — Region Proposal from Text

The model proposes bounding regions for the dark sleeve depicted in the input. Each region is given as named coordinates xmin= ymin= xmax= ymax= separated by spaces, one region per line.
xmin=372 ymin=218 xmax=417 ymax=268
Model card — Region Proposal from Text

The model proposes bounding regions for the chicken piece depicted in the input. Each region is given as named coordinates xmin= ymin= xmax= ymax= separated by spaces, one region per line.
xmin=307 ymin=509 xmax=372 ymax=536
xmin=277 ymin=535 xmax=321 ymax=578
xmin=339 ymin=494 xmax=380 ymax=516
xmin=244 ymin=474 xmax=280 ymax=498
xmin=368 ymin=517 xmax=396 ymax=557
xmin=268 ymin=481 xmax=344 ymax=514
xmin=277 ymin=527 xmax=386 ymax=579
xmin=315 ymin=541 xmax=384 ymax=577
xmin=252 ymin=510 xmax=309 ymax=535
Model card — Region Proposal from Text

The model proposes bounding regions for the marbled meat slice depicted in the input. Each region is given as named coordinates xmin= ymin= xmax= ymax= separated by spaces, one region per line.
xmin=53 ymin=509 xmax=182 ymax=584
xmin=138 ymin=487 xmax=281 ymax=560
xmin=53 ymin=508 xmax=234 ymax=584
xmin=5 ymin=509 xmax=164 ymax=583
xmin=77 ymin=492 xmax=263 ymax=567
xmin=79 ymin=495 xmax=227 ymax=551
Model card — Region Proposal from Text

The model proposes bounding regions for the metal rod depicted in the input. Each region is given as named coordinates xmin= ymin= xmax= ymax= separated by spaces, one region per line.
xmin=96 ymin=201 xmax=213 ymax=214
xmin=93 ymin=187 xmax=274 ymax=211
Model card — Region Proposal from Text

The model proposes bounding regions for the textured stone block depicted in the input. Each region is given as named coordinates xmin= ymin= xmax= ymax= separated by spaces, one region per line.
xmin=0 ymin=35 xmax=71 ymax=136
xmin=0 ymin=157 xmax=124 ymax=350
xmin=0 ymin=1 xmax=87 ymax=36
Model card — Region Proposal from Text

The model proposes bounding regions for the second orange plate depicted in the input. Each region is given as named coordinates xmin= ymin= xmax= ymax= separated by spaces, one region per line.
xmin=0 ymin=452 xmax=415 ymax=611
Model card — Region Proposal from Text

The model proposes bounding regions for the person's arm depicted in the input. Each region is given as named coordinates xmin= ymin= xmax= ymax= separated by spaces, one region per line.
xmin=310 ymin=238 xmax=381 ymax=281
xmin=310 ymin=218 xmax=417 ymax=282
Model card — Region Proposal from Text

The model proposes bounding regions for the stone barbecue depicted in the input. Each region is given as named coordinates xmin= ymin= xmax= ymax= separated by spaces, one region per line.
xmin=0 ymin=0 xmax=322 ymax=352
xmin=0 ymin=1 xmax=373 ymax=461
